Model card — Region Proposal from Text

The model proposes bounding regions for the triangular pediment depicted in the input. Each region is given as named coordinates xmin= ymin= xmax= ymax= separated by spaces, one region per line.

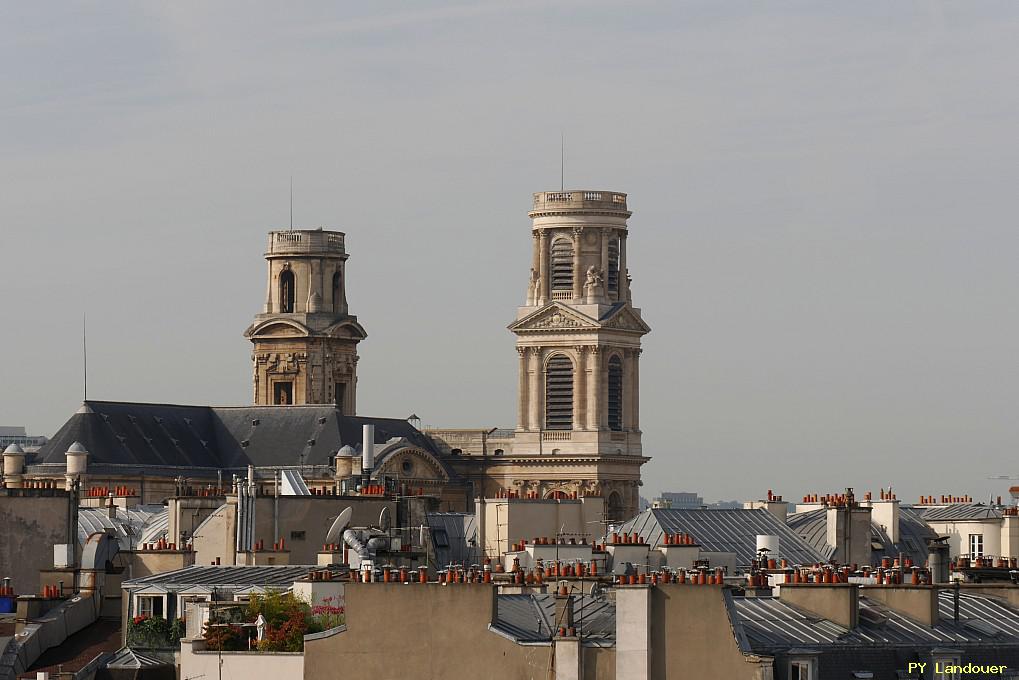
xmin=599 ymin=305 xmax=651 ymax=335
xmin=509 ymin=303 xmax=600 ymax=333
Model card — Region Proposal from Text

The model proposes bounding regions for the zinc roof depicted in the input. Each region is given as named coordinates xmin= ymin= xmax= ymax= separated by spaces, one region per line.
xmin=732 ymin=591 xmax=1019 ymax=653
xmin=922 ymin=504 xmax=1002 ymax=522
xmin=491 ymin=593 xmax=615 ymax=645
xmin=123 ymin=565 xmax=326 ymax=591
xmin=77 ymin=505 xmax=167 ymax=550
xmin=613 ymin=508 xmax=824 ymax=568
xmin=786 ymin=506 xmax=937 ymax=567
xmin=427 ymin=512 xmax=478 ymax=567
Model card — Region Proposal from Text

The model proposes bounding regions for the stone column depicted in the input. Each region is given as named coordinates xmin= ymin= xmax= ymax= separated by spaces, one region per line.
xmin=600 ymin=229 xmax=610 ymax=288
xmin=517 ymin=347 xmax=529 ymax=430
xmin=631 ymin=349 xmax=640 ymax=430
xmin=573 ymin=346 xmax=587 ymax=430
xmin=307 ymin=259 xmax=321 ymax=312
xmin=538 ymin=231 xmax=550 ymax=305
xmin=265 ymin=261 xmax=273 ymax=312
xmin=528 ymin=347 xmax=543 ymax=431
xmin=349 ymin=355 xmax=359 ymax=416
xmin=587 ymin=347 xmax=601 ymax=431
xmin=619 ymin=232 xmax=628 ymax=303
xmin=622 ymin=349 xmax=634 ymax=431
xmin=572 ymin=228 xmax=584 ymax=302
xmin=529 ymin=232 xmax=541 ymax=305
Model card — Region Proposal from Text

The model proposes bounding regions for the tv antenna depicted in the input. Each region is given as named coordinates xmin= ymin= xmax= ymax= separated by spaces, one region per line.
xmin=560 ymin=132 xmax=565 ymax=191
xmin=82 ymin=313 xmax=87 ymax=401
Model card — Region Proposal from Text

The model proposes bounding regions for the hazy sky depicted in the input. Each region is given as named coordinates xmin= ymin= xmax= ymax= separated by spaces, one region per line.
xmin=3 ymin=2 xmax=1018 ymax=504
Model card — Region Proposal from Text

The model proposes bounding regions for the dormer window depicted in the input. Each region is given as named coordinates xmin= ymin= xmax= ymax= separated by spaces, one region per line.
xmin=786 ymin=651 xmax=819 ymax=680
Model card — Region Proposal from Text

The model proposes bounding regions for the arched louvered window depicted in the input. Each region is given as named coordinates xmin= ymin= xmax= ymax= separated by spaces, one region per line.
xmin=279 ymin=269 xmax=295 ymax=313
xmin=550 ymin=237 xmax=574 ymax=292
xmin=545 ymin=355 xmax=574 ymax=430
xmin=332 ymin=271 xmax=342 ymax=312
xmin=608 ymin=355 xmax=623 ymax=431
xmin=607 ymin=491 xmax=623 ymax=521
xmin=607 ymin=237 xmax=620 ymax=296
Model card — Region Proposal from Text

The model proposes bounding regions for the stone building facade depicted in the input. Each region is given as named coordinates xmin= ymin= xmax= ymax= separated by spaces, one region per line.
xmin=429 ymin=190 xmax=651 ymax=520
xmin=244 ymin=229 xmax=366 ymax=412
xmin=18 ymin=190 xmax=649 ymax=523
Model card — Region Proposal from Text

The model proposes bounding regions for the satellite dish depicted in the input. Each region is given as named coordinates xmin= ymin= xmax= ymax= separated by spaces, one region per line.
xmin=379 ymin=506 xmax=392 ymax=531
xmin=325 ymin=507 xmax=353 ymax=545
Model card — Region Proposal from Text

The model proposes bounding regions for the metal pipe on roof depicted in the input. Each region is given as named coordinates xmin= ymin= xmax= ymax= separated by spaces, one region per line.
xmin=362 ymin=424 xmax=375 ymax=473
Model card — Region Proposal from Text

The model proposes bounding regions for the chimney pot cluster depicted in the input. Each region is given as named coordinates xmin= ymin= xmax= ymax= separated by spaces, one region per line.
xmin=87 ymin=486 xmax=137 ymax=497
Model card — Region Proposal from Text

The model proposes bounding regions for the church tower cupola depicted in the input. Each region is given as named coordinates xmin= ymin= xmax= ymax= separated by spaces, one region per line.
xmin=245 ymin=228 xmax=367 ymax=411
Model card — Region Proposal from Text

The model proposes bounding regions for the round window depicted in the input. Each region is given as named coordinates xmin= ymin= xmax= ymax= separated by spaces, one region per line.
xmin=401 ymin=459 xmax=413 ymax=474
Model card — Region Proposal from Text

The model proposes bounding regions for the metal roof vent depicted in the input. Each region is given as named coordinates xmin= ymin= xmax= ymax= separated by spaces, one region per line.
xmin=252 ymin=419 xmax=260 ymax=426
xmin=240 ymin=440 xmax=250 ymax=448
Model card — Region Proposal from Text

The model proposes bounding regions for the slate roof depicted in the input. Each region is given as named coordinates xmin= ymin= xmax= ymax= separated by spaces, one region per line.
xmin=612 ymin=508 xmax=825 ymax=568
xmin=491 ymin=593 xmax=615 ymax=645
xmin=786 ymin=506 xmax=938 ymax=567
xmin=731 ymin=591 xmax=1019 ymax=651
xmin=33 ymin=401 xmax=442 ymax=477
xmin=426 ymin=512 xmax=478 ymax=567
xmin=922 ymin=504 xmax=1003 ymax=522
xmin=122 ymin=565 xmax=327 ymax=591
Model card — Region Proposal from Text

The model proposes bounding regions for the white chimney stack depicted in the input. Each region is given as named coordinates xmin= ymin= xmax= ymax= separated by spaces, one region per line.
xmin=362 ymin=424 xmax=375 ymax=472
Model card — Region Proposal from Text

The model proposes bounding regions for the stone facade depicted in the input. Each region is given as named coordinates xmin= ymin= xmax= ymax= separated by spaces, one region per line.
xmin=244 ymin=229 xmax=367 ymax=412
xmin=15 ymin=192 xmax=650 ymax=524
xmin=428 ymin=190 xmax=651 ymax=520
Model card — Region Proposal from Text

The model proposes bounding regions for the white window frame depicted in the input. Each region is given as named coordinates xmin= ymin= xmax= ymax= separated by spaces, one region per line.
xmin=932 ymin=651 xmax=962 ymax=680
xmin=178 ymin=594 xmax=210 ymax=617
xmin=135 ymin=594 xmax=167 ymax=619
xmin=969 ymin=533 xmax=984 ymax=557
xmin=789 ymin=658 xmax=815 ymax=680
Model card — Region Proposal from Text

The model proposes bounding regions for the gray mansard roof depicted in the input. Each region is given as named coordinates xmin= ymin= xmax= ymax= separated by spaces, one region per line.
xmin=786 ymin=506 xmax=938 ymax=567
xmin=32 ymin=400 xmax=440 ymax=477
xmin=730 ymin=590 xmax=1019 ymax=678
xmin=613 ymin=508 xmax=825 ymax=568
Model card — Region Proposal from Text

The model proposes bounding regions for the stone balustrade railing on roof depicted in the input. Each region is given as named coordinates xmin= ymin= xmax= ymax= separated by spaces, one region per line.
xmin=265 ymin=230 xmax=345 ymax=256
xmin=530 ymin=190 xmax=629 ymax=214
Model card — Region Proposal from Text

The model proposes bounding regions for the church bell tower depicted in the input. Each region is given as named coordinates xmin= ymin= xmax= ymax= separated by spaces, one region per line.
xmin=507 ymin=190 xmax=650 ymax=517
xmin=245 ymin=228 xmax=367 ymax=412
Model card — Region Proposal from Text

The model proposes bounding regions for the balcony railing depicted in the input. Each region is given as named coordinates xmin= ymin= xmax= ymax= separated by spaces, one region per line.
xmin=531 ymin=190 xmax=628 ymax=213
xmin=542 ymin=431 xmax=572 ymax=441
xmin=266 ymin=230 xmax=345 ymax=256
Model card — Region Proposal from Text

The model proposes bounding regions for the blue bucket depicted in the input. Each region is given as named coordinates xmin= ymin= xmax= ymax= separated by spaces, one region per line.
xmin=0 ymin=596 xmax=15 ymax=614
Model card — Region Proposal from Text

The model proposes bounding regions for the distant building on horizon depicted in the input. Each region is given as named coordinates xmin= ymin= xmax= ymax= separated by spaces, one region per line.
xmin=657 ymin=492 xmax=704 ymax=509
xmin=0 ymin=426 xmax=48 ymax=450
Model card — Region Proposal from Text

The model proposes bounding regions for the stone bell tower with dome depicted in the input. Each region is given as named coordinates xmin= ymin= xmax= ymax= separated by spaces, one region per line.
xmin=504 ymin=190 xmax=651 ymax=518
xmin=245 ymin=228 xmax=367 ymax=412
